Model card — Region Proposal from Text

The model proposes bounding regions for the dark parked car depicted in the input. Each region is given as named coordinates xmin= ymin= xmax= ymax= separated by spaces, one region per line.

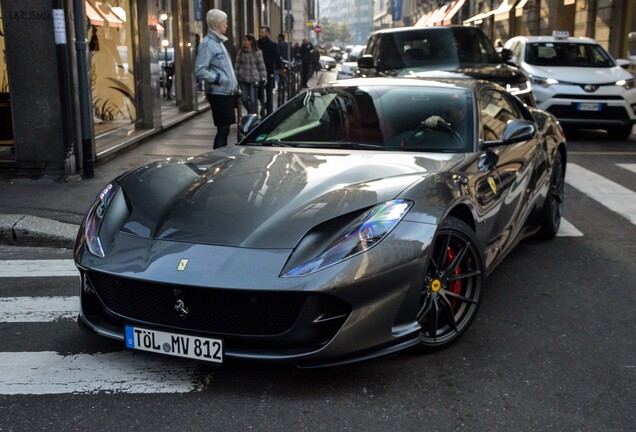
xmin=76 ymin=78 xmax=565 ymax=367
xmin=357 ymin=26 xmax=535 ymax=106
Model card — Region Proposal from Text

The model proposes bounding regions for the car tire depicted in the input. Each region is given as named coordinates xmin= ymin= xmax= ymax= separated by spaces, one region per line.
xmin=607 ymin=125 xmax=633 ymax=141
xmin=413 ymin=216 xmax=484 ymax=352
xmin=537 ymin=151 xmax=565 ymax=240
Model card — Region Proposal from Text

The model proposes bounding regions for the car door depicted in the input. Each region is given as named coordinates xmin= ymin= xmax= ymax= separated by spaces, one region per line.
xmin=475 ymin=88 xmax=545 ymax=266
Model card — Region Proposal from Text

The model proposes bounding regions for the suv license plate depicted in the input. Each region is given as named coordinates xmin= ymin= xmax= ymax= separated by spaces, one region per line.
xmin=125 ymin=325 xmax=223 ymax=364
xmin=577 ymin=103 xmax=602 ymax=111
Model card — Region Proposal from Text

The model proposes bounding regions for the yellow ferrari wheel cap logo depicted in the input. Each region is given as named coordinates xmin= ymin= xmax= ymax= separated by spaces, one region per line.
xmin=488 ymin=177 xmax=497 ymax=195
xmin=177 ymin=259 xmax=189 ymax=271
xmin=431 ymin=279 xmax=441 ymax=292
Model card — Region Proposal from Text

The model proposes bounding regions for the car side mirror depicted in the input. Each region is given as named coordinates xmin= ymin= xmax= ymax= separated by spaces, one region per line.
xmin=357 ymin=55 xmax=375 ymax=69
xmin=483 ymin=120 xmax=536 ymax=147
xmin=616 ymin=58 xmax=630 ymax=69
xmin=238 ymin=114 xmax=260 ymax=141
xmin=500 ymin=48 xmax=513 ymax=62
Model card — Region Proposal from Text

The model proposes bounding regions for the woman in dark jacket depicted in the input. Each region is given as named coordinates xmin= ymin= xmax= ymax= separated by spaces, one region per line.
xmin=235 ymin=34 xmax=267 ymax=114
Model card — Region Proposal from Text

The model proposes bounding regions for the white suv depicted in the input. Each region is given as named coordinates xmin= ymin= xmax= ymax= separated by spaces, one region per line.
xmin=505 ymin=32 xmax=636 ymax=139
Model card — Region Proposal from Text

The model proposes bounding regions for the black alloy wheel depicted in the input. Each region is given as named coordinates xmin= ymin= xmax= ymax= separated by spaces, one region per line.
xmin=537 ymin=150 xmax=565 ymax=239
xmin=414 ymin=216 xmax=484 ymax=352
xmin=607 ymin=125 xmax=633 ymax=141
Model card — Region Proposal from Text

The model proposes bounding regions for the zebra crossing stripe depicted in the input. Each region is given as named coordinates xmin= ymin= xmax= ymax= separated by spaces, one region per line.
xmin=617 ymin=163 xmax=636 ymax=175
xmin=0 ymin=351 xmax=207 ymax=395
xmin=565 ymin=163 xmax=636 ymax=226
xmin=557 ymin=218 xmax=583 ymax=237
xmin=0 ymin=296 xmax=78 ymax=322
xmin=0 ymin=259 xmax=77 ymax=278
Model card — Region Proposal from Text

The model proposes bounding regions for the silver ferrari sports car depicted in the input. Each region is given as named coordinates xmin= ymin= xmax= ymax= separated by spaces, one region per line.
xmin=75 ymin=78 xmax=566 ymax=367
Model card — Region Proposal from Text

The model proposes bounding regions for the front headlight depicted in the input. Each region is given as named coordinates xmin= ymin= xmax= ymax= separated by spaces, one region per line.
xmin=530 ymin=76 xmax=559 ymax=88
xmin=84 ymin=183 xmax=119 ymax=258
xmin=282 ymin=200 xmax=413 ymax=277
xmin=616 ymin=78 xmax=634 ymax=90
xmin=506 ymin=80 xmax=532 ymax=94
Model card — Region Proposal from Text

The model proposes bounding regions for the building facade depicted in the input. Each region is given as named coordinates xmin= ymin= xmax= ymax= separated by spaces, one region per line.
xmin=0 ymin=0 xmax=314 ymax=176
xmin=386 ymin=0 xmax=635 ymax=61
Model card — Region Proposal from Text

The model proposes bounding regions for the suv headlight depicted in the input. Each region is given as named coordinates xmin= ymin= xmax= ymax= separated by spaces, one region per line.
xmin=506 ymin=80 xmax=532 ymax=94
xmin=531 ymin=76 xmax=559 ymax=88
xmin=616 ymin=78 xmax=634 ymax=90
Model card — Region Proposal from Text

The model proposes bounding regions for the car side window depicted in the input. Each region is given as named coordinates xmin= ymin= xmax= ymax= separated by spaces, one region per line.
xmin=509 ymin=41 xmax=522 ymax=62
xmin=479 ymin=90 xmax=520 ymax=141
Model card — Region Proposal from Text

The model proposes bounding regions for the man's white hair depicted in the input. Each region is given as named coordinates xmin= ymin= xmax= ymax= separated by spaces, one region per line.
xmin=206 ymin=9 xmax=227 ymax=30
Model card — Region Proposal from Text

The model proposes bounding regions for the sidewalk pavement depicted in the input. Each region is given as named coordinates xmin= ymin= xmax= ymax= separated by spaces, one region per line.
xmin=0 ymin=71 xmax=332 ymax=249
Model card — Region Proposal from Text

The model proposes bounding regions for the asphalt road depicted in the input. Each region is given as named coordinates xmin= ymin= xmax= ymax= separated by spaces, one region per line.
xmin=0 ymin=131 xmax=635 ymax=431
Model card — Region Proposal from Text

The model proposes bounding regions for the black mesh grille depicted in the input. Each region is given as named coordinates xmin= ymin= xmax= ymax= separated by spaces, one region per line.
xmin=548 ymin=104 xmax=629 ymax=120
xmin=86 ymin=271 xmax=307 ymax=336
xmin=552 ymin=94 xmax=624 ymax=100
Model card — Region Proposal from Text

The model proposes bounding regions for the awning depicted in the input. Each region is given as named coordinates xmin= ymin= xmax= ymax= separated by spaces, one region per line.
xmin=94 ymin=1 xmax=123 ymax=28
xmin=414 ymin=10 xmax=434 ymax=27
xmin=85 ymin=1 xmax=104 ymax=27
xmin=440 ymin=0 xmax=467 ymax=25
xmin=493 ymin=0 xmax=516 ymax=22
xmin=111 ymin=6 xmax=127 ymax=23
xmin=430 ymin=5 xmax=449 ymax=26
xmin=463 ymin=10 xmax=494 ymax=25
xmin=514 ymin=0 xmax=530 ymax=16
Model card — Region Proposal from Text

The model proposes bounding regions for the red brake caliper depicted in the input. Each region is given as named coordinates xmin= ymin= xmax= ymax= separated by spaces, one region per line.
xmin=446 ymin=247 xmax=462 ymax=310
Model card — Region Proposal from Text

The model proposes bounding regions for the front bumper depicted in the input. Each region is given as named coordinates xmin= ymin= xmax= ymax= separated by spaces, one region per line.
xmin=534 ymin=84 xmax=636 ymax=128
xmin=76 ymin=222 xmax=437 ymax=367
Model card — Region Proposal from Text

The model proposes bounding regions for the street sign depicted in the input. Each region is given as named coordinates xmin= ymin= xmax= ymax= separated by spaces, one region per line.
xmin=314 ymin=25 xmax=322 ymax=34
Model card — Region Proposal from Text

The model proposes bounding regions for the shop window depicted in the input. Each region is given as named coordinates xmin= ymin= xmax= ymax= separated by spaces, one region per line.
xmin=0 ymin=5 xmax=13 ymax=155
xmin=86 ymin=0 xmax=136 ymax=137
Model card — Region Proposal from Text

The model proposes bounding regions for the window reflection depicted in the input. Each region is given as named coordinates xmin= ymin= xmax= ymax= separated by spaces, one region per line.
xmin=87 ymin=0 xmax=135 ymax=137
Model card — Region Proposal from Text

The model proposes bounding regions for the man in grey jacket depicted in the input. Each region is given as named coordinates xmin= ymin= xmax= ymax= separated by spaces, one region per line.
xmin=194 ymin=9 xmax=238 ymax=149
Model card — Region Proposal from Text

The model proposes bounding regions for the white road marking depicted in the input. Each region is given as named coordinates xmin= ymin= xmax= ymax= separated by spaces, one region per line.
xmin=565 ymin=163 xmax=636 ymax=225
xmin=0 ymin=351 xmax=208 ymax=395
xmin=557 ymin=218 xmax=583 ymax=237
xmin=617 ymin=163 xmax=636 ymax=175
xmin=0 ymin=259 xmax=78 ymax=278
xmin=0 ymin=296 xmax=78 ymax=322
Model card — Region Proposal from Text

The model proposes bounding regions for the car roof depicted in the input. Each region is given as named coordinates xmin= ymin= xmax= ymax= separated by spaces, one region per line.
xmin=508 ymin=35 xmax=599 ymax=45
xmin=325 ymin=76 xmax=491 ymax=93
xmin=369 ymin=25 xmax=475 ymax=35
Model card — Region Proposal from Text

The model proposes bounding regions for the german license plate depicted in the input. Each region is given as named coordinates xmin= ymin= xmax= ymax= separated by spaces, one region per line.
xmin=577 ymin=102 xmax=601 ymax=111
xmin=125 ymin=325 xmax=223 ymax=364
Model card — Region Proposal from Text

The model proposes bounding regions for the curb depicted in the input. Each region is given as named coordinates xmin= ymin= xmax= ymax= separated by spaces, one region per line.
xmin=0 ymin=214 xmax=79 ymax=249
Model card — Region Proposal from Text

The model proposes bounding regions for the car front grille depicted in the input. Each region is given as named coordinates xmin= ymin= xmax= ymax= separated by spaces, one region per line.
xmin=552 ymin=94 xmax=624 ymax=100
xmin=548 ymin=104 xmax=629 ymax=120
xmin=86 ymin=271 xmax=309 ymax=336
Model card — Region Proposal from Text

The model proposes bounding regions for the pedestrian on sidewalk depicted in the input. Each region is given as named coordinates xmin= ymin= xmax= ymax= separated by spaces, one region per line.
xmin=300 ymin=40 xmax=313 ymax=88
xmin=235 ymin=34 xmax=267 ymax=115
xmin=257 ymin=26 xmax=283 ymax=117
xmin=194 ymin=8 xmax=238 ymax=149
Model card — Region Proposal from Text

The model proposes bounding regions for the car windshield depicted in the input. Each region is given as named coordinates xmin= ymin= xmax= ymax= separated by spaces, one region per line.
xmin=242 ymin=85 xmax=475 ymax=153
xmin=375 ymin=28 xmax=501 ymax=70
xmin=347 ymin=46 xmax=365 ymax=62
xmin=525 ymin=42 xmax=615 ymax=67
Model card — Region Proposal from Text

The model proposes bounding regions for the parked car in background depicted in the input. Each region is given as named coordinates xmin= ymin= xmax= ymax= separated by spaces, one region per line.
xmin=76 ymin=77 xmax=566 ymax=367
xmin=356 ymin=26 xmax=535 ymax=106
xmin=337 ymin=45 xmax=365 ymax=80
xmin=319 ymin=55 xmax=337 ymax=71
xmin=505 ymin=31 xmax=636 ymax=139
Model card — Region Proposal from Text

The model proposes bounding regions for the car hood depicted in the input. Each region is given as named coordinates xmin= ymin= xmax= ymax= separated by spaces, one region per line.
xmin=116 ymin=146 xmax=462 ymax=248
xmin=521 ymin=64 xmax=632 ymax=84
xmin=395 ymin=64 xmax=528 ymax=85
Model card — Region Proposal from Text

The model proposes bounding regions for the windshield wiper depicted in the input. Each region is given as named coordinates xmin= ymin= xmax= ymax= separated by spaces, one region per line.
xmin=297 ymin=142 xmax=388 ymax=150
xmin=245 ymin=140 xmax=294 ymax=147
